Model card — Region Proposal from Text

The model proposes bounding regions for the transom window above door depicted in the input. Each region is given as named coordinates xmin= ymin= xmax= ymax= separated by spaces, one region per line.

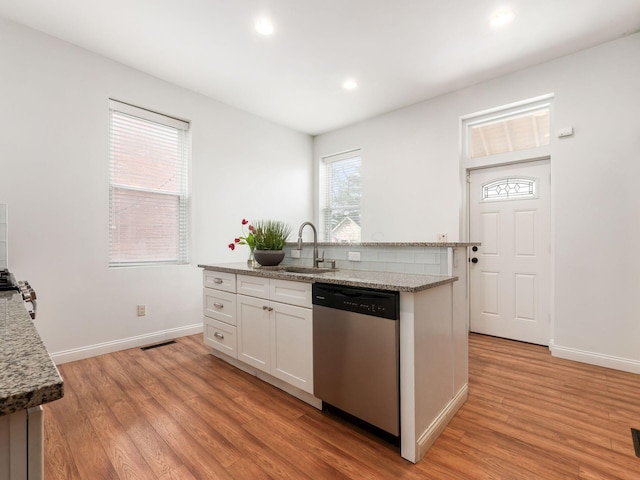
xmin=464 ymin=97 xmax=551 ymax=160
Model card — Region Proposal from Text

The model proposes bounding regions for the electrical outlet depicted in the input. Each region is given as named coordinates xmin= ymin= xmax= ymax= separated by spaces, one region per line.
xmin=348 ymin=251 xmax=361 ymax=261
xmin=291 ymin=249 xmax=301 ymax=258
xmin=437 ymin=233 xmax=447 ymax=242
xmin=137 ymin=304 xmax=146 ymax=316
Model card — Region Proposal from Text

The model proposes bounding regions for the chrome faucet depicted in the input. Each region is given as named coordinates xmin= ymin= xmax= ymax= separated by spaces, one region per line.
xmin=297 ymin=221 xmax=323 ymax=268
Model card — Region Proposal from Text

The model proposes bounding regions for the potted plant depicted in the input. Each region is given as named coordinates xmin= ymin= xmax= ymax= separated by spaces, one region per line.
xmin=252 ymin=219 xmax=292 ymax=266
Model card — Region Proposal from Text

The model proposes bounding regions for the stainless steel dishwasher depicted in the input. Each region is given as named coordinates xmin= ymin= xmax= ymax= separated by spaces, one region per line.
xmin=312 ymin=282 xmax=400 ymax=440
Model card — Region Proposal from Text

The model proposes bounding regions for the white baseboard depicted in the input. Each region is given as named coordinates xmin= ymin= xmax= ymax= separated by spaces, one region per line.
xmin=415 ymin=384 xmax=469 ymax=462
xmin=550 ymin=341 xmax=640 ymax=374
xmin=50 ymin=324 xmax=204 ymax=364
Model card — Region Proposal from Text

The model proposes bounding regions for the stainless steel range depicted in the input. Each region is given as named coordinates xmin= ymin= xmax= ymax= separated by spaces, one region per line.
xmin=0 ymin=268 xmax=37 ymax=319
xmin=0 ymin=205 xmax=37 ymax=319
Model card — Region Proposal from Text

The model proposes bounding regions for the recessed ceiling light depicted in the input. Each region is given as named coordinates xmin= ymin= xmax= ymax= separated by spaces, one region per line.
xmin=343 ymin=79 xmax=358 ymax=90
xmin=255 ymin=18 xmax=274 ymax=35
xmin=490 ymin=9 xmax=515 ymax=27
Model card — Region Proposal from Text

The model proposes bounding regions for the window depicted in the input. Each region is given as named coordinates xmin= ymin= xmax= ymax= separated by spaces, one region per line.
xmin=467 ymin=104 xmax=550 ymax=159
xmin=108 ymin=100 xmax=190 ymax=266
xmin=320 ymin=149 xmax=361 ymax=242
xmin=482 ymin=177 xmax=537 ymax=201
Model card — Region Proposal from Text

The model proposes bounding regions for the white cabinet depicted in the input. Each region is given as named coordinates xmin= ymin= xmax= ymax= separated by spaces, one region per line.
xmin=236 ymin=275 xmax=314 ymax=394
xmin=203 ymin=272 xmax=238 ymax=359
xmin=270 ymin=301 xmax=313 ymax=392
xmin=202 ymin=271 xmax=314 ymax=394
xmin=237 ymin=294 xmax=271 ymax=371
xmin=203 ymin=318 xmax=238 ymax=358
xmin=0 ymin=406 xmax=43 ymax=480
xmin=203 ymin=288 xmax=236 ymax=325
xmin=203 ymin=270 xmax=236 ymax=293
xmin=237 ymin=275 xmax=311 ymax=308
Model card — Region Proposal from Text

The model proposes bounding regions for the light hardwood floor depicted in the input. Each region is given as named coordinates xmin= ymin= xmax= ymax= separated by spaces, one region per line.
xmin=44 ymin=333 xmax=640 ymax=479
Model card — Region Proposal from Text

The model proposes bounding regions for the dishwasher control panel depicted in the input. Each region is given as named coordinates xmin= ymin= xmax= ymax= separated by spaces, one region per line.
xmin=312 ymin=283 xmax=399 ymax=320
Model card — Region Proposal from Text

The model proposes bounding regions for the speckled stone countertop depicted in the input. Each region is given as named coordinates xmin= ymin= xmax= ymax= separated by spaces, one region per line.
xmin=198 ymin=263 xmax=457 ymax=292
xmin=289 ymin=241 xmax=479 ymax=247
xmin=0 ymin=291 xmax=63 ymax=416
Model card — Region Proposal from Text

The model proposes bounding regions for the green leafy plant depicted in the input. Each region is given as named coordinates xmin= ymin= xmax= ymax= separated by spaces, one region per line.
xmin=253 ymin=220 xmax=292 ymax=250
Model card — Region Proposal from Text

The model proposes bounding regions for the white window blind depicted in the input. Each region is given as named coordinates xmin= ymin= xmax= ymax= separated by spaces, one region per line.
xmin=108 ymin=100 xmax=190 ymax=266
xmin=320 ymin=150 xmax=361 ymax=242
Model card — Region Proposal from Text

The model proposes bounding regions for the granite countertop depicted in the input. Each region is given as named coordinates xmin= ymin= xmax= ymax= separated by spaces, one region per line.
xmin=291 ymin=241 xmax=480 ymax=247
xmin=0 ymin=291 xmax=64 ymax=416
xmin=198 ymin=262 xmax=457 ymax=292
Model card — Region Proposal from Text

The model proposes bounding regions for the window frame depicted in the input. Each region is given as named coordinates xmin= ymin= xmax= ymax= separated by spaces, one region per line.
xmin=108 ymin=99 xmax=191 ymax=267
xmin=319 ymin=149 xmax=362 ymax=243
xmin=461 ymin=95 xmax=553 ymax=168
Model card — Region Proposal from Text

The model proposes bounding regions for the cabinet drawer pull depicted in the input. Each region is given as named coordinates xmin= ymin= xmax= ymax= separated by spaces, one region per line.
xmin=262 ymin=305 xmax=274 ymax=312
xmin=214 ymin=332 xmax=225 ymax=340
xmin=213 ymin=302 xmax=224 ymax=309
xmin=213 ymin=278 xmax=223 ymax=284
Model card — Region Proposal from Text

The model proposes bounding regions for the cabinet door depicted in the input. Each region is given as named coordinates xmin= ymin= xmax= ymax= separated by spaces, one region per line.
xmin=0 ymin=409 xmax=28 ymax=480
xmin=237 ymin=294 xmax=271 ymax=372
xmin=270 ymin=302 xmax=313 ymax=393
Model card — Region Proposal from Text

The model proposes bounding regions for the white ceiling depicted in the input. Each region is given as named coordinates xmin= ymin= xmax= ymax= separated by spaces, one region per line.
xmin=1 ymin=0 xmax=639 ymax=135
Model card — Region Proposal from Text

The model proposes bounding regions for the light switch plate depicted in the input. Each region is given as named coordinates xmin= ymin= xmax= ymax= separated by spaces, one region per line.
xmin=348 ymin=251 xmax=361 ymax=261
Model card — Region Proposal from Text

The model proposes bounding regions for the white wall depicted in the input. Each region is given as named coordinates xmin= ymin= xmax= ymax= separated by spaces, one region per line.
xmin=0 ymin=18 xmax=313 ymax=360
xmin=315 ymin=33 xmax=640 ymax=370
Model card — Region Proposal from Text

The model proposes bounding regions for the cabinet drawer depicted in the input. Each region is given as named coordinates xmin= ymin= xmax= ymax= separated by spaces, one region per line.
xmin=203 ymin=288 xmax=237 ymax=325
xmin=237 ymin=274 xmax=270 ymax=298
xmin=203 ymin=270 xmax=236 ymax=293
xmin=204 ymin=318 xmax=237 ymax=358
xmin=270 ymin=279 xmax=312 ymax=308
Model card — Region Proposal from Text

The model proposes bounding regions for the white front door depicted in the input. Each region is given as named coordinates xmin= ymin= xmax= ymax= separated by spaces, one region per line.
xmin=469 ymin=160 xmax=551 ymax=345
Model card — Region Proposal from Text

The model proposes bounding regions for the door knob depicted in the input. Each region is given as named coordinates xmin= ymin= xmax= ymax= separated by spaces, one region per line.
xmin=470 ymin=257 xmax=478 ymax=263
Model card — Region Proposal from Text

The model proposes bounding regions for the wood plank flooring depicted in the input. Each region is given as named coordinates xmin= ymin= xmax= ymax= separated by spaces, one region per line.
xmin=44 ymin=333 xmax=640 ymax=479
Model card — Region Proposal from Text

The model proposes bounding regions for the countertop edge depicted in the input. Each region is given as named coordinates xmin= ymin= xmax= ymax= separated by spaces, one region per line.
xmin=0 ymin=292 xmax=65 ymax=416
xmin=286 ymin=242 xmax=480 ymax=247
xmin=197 ymin=263 xmax=458 ymax=292
xmin=0 ymin=379 xmax=64 ymax=416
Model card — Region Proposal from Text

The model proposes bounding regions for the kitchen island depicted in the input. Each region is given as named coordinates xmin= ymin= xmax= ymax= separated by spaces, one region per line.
xmin=1 ymin=291 xmax=64 ymax=480
xmin=198 ymin=261 xmax=469 ymax=463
